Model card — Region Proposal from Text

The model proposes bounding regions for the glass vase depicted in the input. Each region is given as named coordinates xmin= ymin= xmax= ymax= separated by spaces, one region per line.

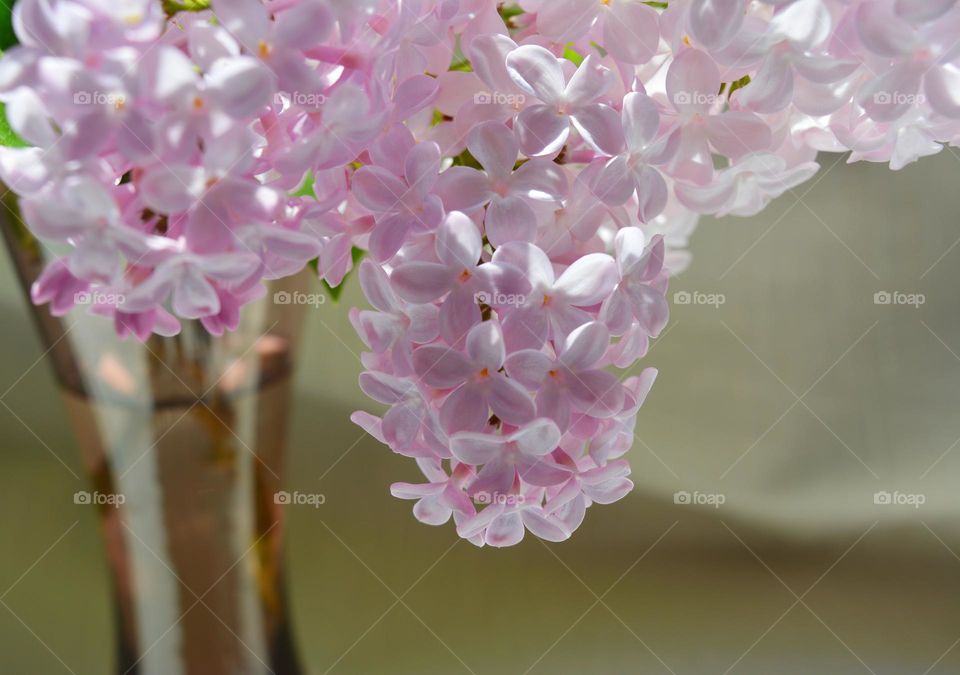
xmin=2 ymin=208 xmax=308 ymax=675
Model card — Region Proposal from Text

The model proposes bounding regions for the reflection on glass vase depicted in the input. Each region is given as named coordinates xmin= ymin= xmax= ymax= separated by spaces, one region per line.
xmin=2 ymin=209 xmax=309 ymax=675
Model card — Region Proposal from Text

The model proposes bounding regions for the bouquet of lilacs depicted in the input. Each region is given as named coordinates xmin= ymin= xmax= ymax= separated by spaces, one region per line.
xmin=2 ymin=0 xmax=958 ymax=547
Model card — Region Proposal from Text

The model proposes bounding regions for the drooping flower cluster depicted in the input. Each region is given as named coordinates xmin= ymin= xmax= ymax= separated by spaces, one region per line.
xmin=3 ymin=0 xmax=959 ymax=545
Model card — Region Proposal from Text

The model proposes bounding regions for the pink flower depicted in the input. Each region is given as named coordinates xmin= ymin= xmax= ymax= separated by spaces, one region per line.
xmin=595 ymin=92 xmax=678 ymax=221
xmin=213 ymin=0 xmax=333 ymax=92
xmin=457 ymin=487 xmax=572 ymax=547
xmin=413 ymin=320 xmax=535 ymax=432
xmin=602 ymin=227 xmax=670 ymax=338
xmin=665 ymin=48 xmax=772 ymax=184
xmin=353 ymin=140 xmax=445 ymax=261
xmin=353 ymin=259 xmax=439 ymax=354
xmin=506 ymin=45 xmax=623 ymax=157
xmin=391 ymin=460 xmax=476 ymax=526
xmin=505 ymin=321 xmax=626 ymax=431
xmin=390 ymin=211 xmax=528 ymax=342
xmin=436 ymin=121 xmax=568 ymax=245
xmin=450 ymin=418 xmax=571 ymax=497
xmin=535 ymin=0 xmax=660 ymax=65
xmin=675 ymin=153 xmax=820 ymax=216
xmin=491 ymin=242 xmax=618 ymax=349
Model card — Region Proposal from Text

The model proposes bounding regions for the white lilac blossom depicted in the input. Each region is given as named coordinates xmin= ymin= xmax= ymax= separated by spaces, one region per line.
xmin=4 ymin=0 xmax=960 ymax=546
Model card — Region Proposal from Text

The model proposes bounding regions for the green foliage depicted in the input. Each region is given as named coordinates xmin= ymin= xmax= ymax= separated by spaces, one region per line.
xmin=291 ymin=171 xmax=316 ymax=198
xmin=311 ymin=247 xmax=366 ymax=303
xmin=162 ymin=0 xmax=213 ymax=17
xmin=727 ymin=74 xmax=752 ymax=98
xmin=0 ymin=1 xmax=27 ymax=148
xmin=498 ymin=5 xmax=525 ymax=22
xmin=451 ymin=147 xmax=484 ymax=171
xmin=563 ymin=44 xmax=585 ymax=67
xmin=0 ymin=103 xmax=28 ymax=148
xmin=0 ymin=0 xmax=16 ymax=53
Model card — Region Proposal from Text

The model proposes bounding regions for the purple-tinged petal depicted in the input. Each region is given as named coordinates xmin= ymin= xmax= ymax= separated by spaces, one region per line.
xmin=504 ymin=350 xmax=553 ymax=389
xmin=570 ymin=103 xmax=624 ymax=156
xmin=440 ymin=385 xmax=489 ymax=433
xmin=468 ymin=121 xmax=519 ymax=178
xmin=553 ymin=253 xmax=618 ymax=306
xmin=560 ymin=322 xmax=609 ymax=370
xmin=506 ymin=45 xmax=566 ymax=104
xmin=511 ymin=418 xmax=562 ymax=457
xmin=391 ymin=262 xmax=455 ymax=303
xmin=412 ymin=345 xmax=473 ymax=388
xmin=488 ymin=377 xmax=536 ymax=426
xmin=484 ymin=511 xmax=525 ymax=547
xmin=436 ymin=211 xmax=483 ymax=269
xmin=515 ymin=104 xmax=570 ymax=158
xmin=485 ymin=194 xmax=537 ymax=247
xmin=450 ymin=431 xmax=503 ymax=464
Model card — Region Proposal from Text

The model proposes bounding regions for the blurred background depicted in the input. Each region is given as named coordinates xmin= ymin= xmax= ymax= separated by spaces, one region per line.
xmin=2 ymin=150 xmax=960 ymax=674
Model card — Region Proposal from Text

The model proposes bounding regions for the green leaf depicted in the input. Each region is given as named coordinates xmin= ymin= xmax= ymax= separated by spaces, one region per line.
xmin=563 ymin=44 xmax=585 ymax=67
xmin=0 ymin=103 xmax=28 ymax=148
xmin=643 ymin=1 xmax=668 ymax=9
xmin=0 ymin=0 xmax=17 ymax=53
xmin=0 ymin=0 xmax=22 ymax=150
xmin=320 ymin=247 xmax=365 ymax=303
xmin=498 ymin=5 xmax=525 ymax=22
xmin=727 ymin=74 xmax=752 ymax=98
xmin=589 ymin=41 xmax=608 ymax=58
xmin=291 ymin=171 xmax=316 ymax=198
xmin=162 ymin=0 xmax=212 ymax=17
xmin=451 ymin=147 xmax=484 ymax=171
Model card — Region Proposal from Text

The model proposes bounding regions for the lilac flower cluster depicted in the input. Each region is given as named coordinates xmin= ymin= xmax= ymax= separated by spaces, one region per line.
xmin=3 ymin=0 xmax=959 ymax=545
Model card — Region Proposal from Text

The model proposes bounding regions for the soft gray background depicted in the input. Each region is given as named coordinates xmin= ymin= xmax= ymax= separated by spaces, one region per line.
xmin=3 ymin=151 xmax=960 ymax=673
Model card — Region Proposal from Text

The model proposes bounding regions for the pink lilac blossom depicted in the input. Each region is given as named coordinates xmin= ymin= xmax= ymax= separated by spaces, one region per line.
xmin=3 ymin=0 xmax=960 ymax=546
